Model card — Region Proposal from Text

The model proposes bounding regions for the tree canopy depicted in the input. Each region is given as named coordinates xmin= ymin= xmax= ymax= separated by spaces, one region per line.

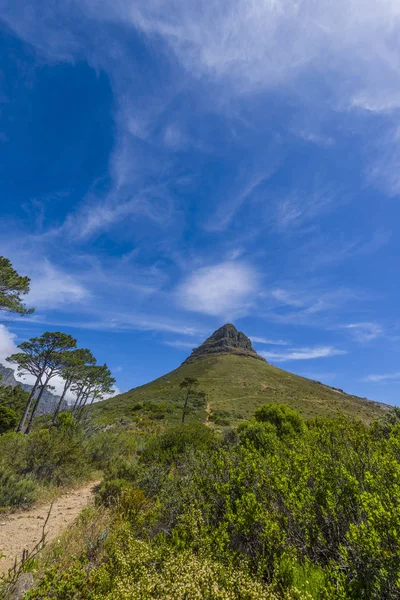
xmin=0 ymin=256 xmax=34 ymax=316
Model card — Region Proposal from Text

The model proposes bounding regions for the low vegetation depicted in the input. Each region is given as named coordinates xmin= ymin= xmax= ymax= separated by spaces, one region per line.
xmin=2 ymin=405 xmax=396 ymax=600
xmin=0 ymin=414 xmax=139 ymax=510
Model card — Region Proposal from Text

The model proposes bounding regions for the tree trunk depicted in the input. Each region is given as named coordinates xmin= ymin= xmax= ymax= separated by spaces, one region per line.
xmin=51 ymin=379 xmax=70 ymax=424
xmin=74 ymin=390 xmax=88 ymax=418
xmin=70 ymin=389 xmax=83 ymax=414
xmin=76 ymin=392 xmax=90 ymax=421
xmin=80 ymin=394 xmax=96 ymax=422
xmin=15 ymin=376 xmax=40 ymax=433
xmin=25 ymin=372 xmax=52 ymax=433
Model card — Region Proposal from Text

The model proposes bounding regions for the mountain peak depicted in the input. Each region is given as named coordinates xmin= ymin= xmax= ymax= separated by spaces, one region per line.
xmin=183 ymin=323 xmax=265 ymax=364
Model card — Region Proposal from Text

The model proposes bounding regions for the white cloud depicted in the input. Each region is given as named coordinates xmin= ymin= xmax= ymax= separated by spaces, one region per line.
xmin=344 ymin=322 xmax=383 ymax=343
xmin=177 ymin=261 xmax=259 ymax=317
xmin=3 ymin=0 xmax=400 ymax=243
xmin=0 ymin=324 xmax=37 ymax=386
xmin=82 ymin=0 xmax=400 ymax=112
xmin=0 ymin=324 xmax=19 ymax=366
xmin=250 ymin=336 xmax=288 ymax=346
xmin=261 ymin=346 xmax=347 ymax=362
xmin=27 ymin=261 xmax=90 ymax=309
xmin=164 ymin=340 xmax=198 ymax=350
xmin=4 ymin=0 xmax=400 ymax=113
xmin=364 ymin=372 xmax=400 ymax=383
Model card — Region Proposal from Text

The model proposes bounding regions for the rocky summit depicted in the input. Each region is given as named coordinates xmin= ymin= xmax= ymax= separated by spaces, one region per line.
xmin=94 ymin=322 xmax=388 ymax=425
xmin=183 ymin=323 xmax=265 ymax=364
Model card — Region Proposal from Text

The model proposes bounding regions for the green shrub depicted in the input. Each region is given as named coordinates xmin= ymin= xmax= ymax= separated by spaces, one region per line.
xmin=88 ymin=430 xmax=136 ymax=470
xmin=0 ymin=467 xmax=37 ymax=507
xmin=23 ymin=427 xmax=88 ymax=485
xmin=238 ymin=420 xmax=278 ymax=451
xmin=139 ymin=422 xmax=216 ymax=466
xmin=27 ymin=532 xmax=285 ymax=600
xmin=96 ymin=478 xmax=132 ymax=507
xmin=255 ymin=404 xmax=305 ymax=437
xmin=0 ymin=404 xmax=18 ymax=434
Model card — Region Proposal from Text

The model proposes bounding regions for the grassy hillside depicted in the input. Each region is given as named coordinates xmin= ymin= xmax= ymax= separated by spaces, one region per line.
xmin=93 ymin=354 xmax=388 ymax=426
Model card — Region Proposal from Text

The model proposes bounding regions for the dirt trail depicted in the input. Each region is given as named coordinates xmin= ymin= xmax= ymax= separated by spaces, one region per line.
xmin=0 ymin=480 xmax=99 ymax=574
xmin=205 ymin=402 xmax=212 ymax=426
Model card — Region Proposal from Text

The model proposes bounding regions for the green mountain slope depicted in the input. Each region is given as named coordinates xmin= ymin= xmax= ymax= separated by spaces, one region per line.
xmin=93 ymin=324 xmax=388 ymax=426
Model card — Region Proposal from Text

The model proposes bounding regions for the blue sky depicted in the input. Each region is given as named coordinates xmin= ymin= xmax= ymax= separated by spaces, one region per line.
xmin=0 ymin=0 xmax=400 ymax=404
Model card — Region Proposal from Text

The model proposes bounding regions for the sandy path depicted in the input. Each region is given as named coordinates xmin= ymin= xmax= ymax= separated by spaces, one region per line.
xmin=0 ymin=480 xmax=99 ymax=574
xmin=205 ymin=402 xmax=212 ymax=426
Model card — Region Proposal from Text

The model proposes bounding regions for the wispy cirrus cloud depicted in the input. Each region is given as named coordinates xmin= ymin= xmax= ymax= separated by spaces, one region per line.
xmin=363 ymin=372 xmax=400 ymax=383
xmin=261 ymin=284 xmax=363 ymax=326
xmin=343 ymin=322 xmax=383 ymax=343
xmin=163 ymin=339 xmax=198 ymax=350
xmin=27 ymin=261 xmax=90 ymax=309
xmin=273 ymin=187 xmax=335 ymax=233
xmin=93 ymin=0 xmax=400 ymax=109
xmin=261 ymin=346 xmax=347 ymax=362
xmin=24 ymin=311 xmax=206 ymax=337
xmin=250 ymin=336 xmax=289 ymax=346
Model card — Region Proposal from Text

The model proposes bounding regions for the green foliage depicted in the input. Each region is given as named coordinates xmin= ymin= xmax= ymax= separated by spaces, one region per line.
xmin=0 ymin=467 xmax=37 ymax=507
xmin=0 ymin=383 xmax=29 ymax=415
xmin=22 ymin=427 xmax=88 ymax=484
xmin=91 ymin=411 xmax=400 ymax=599
xmin=0 ymin=422 xmax=90 ymax=507
xmin=0 ymin=255 xmax=34 ymax=315
xmin=255 ymin=404 xmax=305 ymax=437
xmin=96 ymin=478 xmax=132 ymax=507
xmin=7 ymin=407 xmax=400 ymax=599
xmin=87 ymin=430 xmax=137 ymax=470
xmin=27 ymin=529 xmax=290 ymax=600
xmin=238 ymin=420 xmax=278 ymax=451
xmin=0 ymin=404 xmax=18 ymax=433
xmin=139 ymin=422 xmax=215 ymax=466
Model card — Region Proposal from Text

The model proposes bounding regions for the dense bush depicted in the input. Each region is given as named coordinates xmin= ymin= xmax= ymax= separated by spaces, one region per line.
xmin=6 ymin=405 xmax=400 ymax=599
xmin=139 ymin=422 xmax=216 ymax=466
xmin=0 ymin=384 xmax=28 ymax=416
xmin=87 ymin=429 xmax=137 ymax=470
xmin=92 ymin=407 xmax=400 ymax=599
xmin=255 ymin=403 xmax=306 ymax=437
xmin=0 ymin=467 xmax=37 ymax=507
xmin=0 ymin=405 xmax=18 ymax=434
xmin=0 ymin=416 xmax=141 ymax=510
xmin=26 ymin=528 xmax=306 ymax=600
xmin=0 ymin=419 xmax=89 ymax=507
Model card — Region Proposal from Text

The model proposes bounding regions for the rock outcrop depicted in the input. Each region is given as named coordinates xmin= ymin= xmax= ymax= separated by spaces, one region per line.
xmin=183 ymin=323 xmax=266 ymax=364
